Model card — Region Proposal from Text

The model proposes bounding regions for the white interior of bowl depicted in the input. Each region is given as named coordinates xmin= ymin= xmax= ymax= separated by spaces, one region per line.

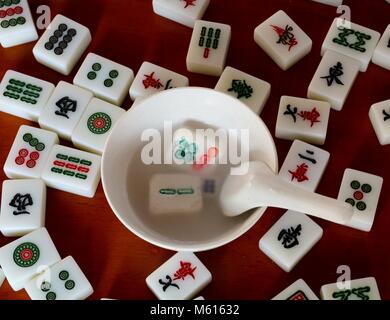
xmin=102 ymin=87 xmax=278 ymax=252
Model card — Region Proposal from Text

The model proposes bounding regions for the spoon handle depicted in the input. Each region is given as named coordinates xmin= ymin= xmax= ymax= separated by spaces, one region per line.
xmin=251 ymin=172 xmax=354 ymax=225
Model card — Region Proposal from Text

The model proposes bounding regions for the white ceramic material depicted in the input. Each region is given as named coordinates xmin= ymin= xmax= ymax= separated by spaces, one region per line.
xmin=0 ymin=179 xmax=46 ymax=237
xmin=311 ymin=0 xmax=342 ymax=6
xmin=278 ymin=140 xmax=330 ymax=192
xmin=259 ymin=210 xmax=323 ymax=272
xmin=220 ymin=161 xmax=354 ymax=225
xmin=146 ymin=251 xmax=211 ymax=300
xmin=272 ymin=279 xmax=319 ymax=300
xmin=372 ymin=24 xmax=390 ymax=70
xmin=0 ymin=70 xmax=55 ymax=121
xmin=33 ymin=15 xmax=91 ymax=75
xmin=102 ymin=87 xmax=278 ymax=252
xmin=321 ymin=18 xmax=380 ymax=72
xmin=369 ymin=99 xmax=390 ymax=145
xmin=0 ymin=0 xmax=38 ymax=48
xmin=152 ymin=0 xmax=210 ymax=28
xmin=337 ymin=169 xmax=383 ymax=232
xmin=24 ymin=256 xmax=93 ymax=300
xmin=254 ymin=10 xmax=312 ymax=71
xmin=321 ymin=277 xmax=381 ymax=300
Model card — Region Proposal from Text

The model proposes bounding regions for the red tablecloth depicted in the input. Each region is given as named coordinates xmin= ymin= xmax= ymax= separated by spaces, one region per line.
xmin=1 ymin=0 xmax=390 ymax=300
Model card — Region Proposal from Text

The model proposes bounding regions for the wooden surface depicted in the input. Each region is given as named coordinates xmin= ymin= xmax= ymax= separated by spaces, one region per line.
xmin=1 ymin=0 xmax=390 ymax=300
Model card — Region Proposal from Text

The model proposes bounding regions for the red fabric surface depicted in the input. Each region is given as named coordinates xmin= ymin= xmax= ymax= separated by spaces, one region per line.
xmin=1 ymin=0 xmax=390 ymax=300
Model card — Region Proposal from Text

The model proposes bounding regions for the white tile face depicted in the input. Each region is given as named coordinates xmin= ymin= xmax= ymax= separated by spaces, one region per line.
xmin=369 ymin=99 xmax=390 ymax=145
xmin=33 ymin=14 xmax=91 ymax=75
xmin=254 ymin=10 xmax=312 ymax=71
xmin=0 ymin=0 xmax=38 ymax=48
xmin=38 ymin=81 xmax=93 ymax=140
xmin=337 ymin=169 xmax=383 ymax=232
xmin=0 ymin=179 xmax=46 ymax=237
xmin=0 ymin=70 xmax=55 ymax=121
xmin=25 ymin=256 xmax=93 ymax=300
xmin=0 ymin=268 xmax=4 ymax=288
xmin=152 ymin=0 xmax=210 ymax=28
xmin=146 ymin=252 xmax=212 ymax=300
xmin=321 ymin=277 xmax=381 ymax=300
xmin=259 ymin=210 xmax=323 ymax=272
xmin=275 ymin=96 xmax=331 ymax=145
xmin=215 ymin=66 xmax=271 ymax=114
xmin=279 ymin=140 xmax=330 ymax=192
xmin=129 ymin=62 xmax=189 ymax=101
xmin=272 ymin=279 xmax=319 ymax=300
xmin=308 ymin=50 xmax=360 ymax=111
xmin=372 ymin=24 xmax=390 ymax=71
xmin=71 ymin=98 xmax=125 ymax=155
xmin=41 ymin=145 xmax=101 ymax=198
xmin=311 ymin=0 xmax=342 ymax=6
xmin=186 ymin=20 xmax=231 ymax=76
xmin=150 ymin=174 xmax=203 ymax=215
xmin=3 ymin=125 xmax=59 ymax=179
xmin=321 ymin=18 xmax=381 ymax=72
xmin=0 ymin=228 xmax=61 ymax=291
xmin=74 ymin=53 xmax=134 ymax=106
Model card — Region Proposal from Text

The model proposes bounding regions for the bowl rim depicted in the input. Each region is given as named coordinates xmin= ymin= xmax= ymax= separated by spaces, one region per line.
xmin=101 ymin=87 xmax=278 ymax=252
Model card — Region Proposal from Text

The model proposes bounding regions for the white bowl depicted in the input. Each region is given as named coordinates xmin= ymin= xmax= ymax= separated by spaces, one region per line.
xmin=102 ymin=87 xmax=278 ymax=252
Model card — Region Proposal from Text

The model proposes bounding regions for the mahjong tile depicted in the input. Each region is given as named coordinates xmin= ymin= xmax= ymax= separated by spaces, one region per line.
xmin=186 ymin=20 xmax=231 ymax=76
xmin=25 ymin=256 xmax=93 ymax=300
xmin=129 ymin=61 xmax=189 ymax=101
xmin=311 ymin=0 xmax=343 ymax=6
xmin=0 ymin=0 xmax=38 ymax=48
xmin=33 ymin=14 xmax=91 ymax=75
xmin=215 ymin=66 xmax=271 ymax=114
xmin=150 ymin=174 xmax=203 ymax=215
xmin=259 ymin=210 xmax=323 ymax=272
xmin=3 ymin=125 xmax=59 ymax=179
xmin=372 ymin=24 xmax=390 ymax=71
xmin=321 ymin=18 xmax=380 ymax=72
xmin=146 ymin=252 xmax=212 ymax=300
xmin=254 ymin=10 xmax=312 ymax=70
xmin=0 ymin=179 xmax=46 ymax=237
xmin=0 ymin=228 xmax=61 ymax=291
xmin=169 ymin=125 xmax=223 ymax=172
xmin=279 ymin=140 xmax=330 ymax=192
xmin=0 ymin=70 xmax=55 ymax=121
xmin=41 ymin=145 xmax=101 ymax=198
xmin=307 ymin=50 xmax=360 ymax=111
xmin=337 ymin=169 xmax=383 ymax=232
xmin=71 ymin=98 xmax=126 ymax=155
xmin=321 ymin=277 xmax=381 ymax=300
xmin=38 ymin=81 xmax=93 ymax=140
xmin=73 ymin=53 xmax=134 ymax=106
xmin=369 ymin=99 xmax=390 ymax=145
xmin=275 ymin=96 xmax=331 ymax=145
xmin=272 ymin=279 xmax=319 ymax=300
xmin=0 ymin=268 xmax=4 ymax=288
xmin=152 ymin=0 xmax=210 ymax=28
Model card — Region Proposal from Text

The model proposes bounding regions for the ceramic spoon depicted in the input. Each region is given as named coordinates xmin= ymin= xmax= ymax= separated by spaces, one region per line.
xmin=220 ymin=161 xmax=354 ymax=225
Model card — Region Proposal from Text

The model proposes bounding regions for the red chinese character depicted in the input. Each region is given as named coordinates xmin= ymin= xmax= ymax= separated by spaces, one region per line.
xmin=143 ymin=72 xmax=163 ymax=89
xmin=173 ymin=261 xmax=197 ymax=281
xmin=181 ymin=0 xmax=196 ymax=8
xmin=289 ymin=163 xmax=309 ymax=182
xmin=298 ymin=107 xmax=321 ymax=127
xmin=271 ymin=24 xmax=298 ymax=51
